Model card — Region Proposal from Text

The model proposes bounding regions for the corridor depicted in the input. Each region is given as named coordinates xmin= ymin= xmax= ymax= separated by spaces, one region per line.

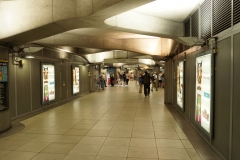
xmin=0 ymin=82 xmax=220 ymax=160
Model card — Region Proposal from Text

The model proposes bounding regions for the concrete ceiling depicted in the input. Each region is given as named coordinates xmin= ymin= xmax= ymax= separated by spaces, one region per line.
xmin=0 ymin=0 xmax=203 ymax=64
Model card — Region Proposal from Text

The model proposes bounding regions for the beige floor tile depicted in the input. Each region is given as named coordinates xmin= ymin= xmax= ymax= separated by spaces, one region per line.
xmin=21 ymin=127 xmax=50 ymax=134
xmin=104 ymin=137 xmax=130 ymax=146
xmin=112 ymin=125 xmax=133 ymax=131
xmin=157 ymin=148 xmax=190 ymax=159
xmin=181 ymin=140 xmax=194 ymax=148
xmin=130 ymin=138 xmax=156 ymax=147
xmin=0 ymin=151 xmax=37 ymax=160
xmin=69 ymin=144 xmax=101 ymax=155
xmin=73 ymin=124 xmax=94 ymax=130
xmin=115 ymin=121 xmax=134 ymax=126
xmin=132 ymin=126 xmax=153 ymax=132
xmin=16 ymin=141 xmax=51 ymax=152
xmin=79 ymin=136 xmax=106 ymax=145
xmin=98 ymin=146 xmax=129 ymax=157
xmin=44 ymin=128 xmax=70 ymax=135
xmin=54 ymin=135 xmax=83 ymax=144
xmin=8 ymin=133 xmax=39 ymax=141
xmin=31 ymin=153 xmax=66 ymax=160
xmin=0 ymin=140 xmax=27 ymax=151
xmin=63 ymin=154 xmax=95 ymax=160
xmin=154 ymin=131 xmax=179 ymax=139
xmin=154 ymin=126 xmax=175 ymax=132
xmin=31 ymin=135 xmax=61 ymax=142
xmin=41 ymin=143 xmax=76 ymax=154
xmin=156 ymin=139 xmax=184 ymax=148
xmin=86 ymin=130 xmax=110 ymax=137
xmin=95 ymin=156 xmax=126 ymax=160
xmin=133 ymin=121 xmax=153 ymax=126
xmin=127 ymin=158 xmax=158 ymax=160
xmin=0 ymin=151 xmax=10 ymax=158
xmin=131 ymin=131 xmax=155 ymax=139
xmin=128 ymin=147 xmax=158 ymax=159
xmin=79 ymin=120 xmax=98 ymax=125
xmin=64 ymin=129 xmax=90 ymax=136
xmin=186 ymin=148 xmax=202 ymax=160
xmin=177 ymin=132 xmax=188 ymax=139
xmin=97 ymin=120 xmax=116 ymax=125
xmin=92 ymin=124 xmax=114 ymax=130
xmin=153 ymin=121 xmax=173 ymax=127
xmin=109 ymin=130 xmax=132 ymax=138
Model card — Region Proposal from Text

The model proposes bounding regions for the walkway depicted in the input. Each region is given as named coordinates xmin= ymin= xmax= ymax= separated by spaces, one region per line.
xmin=0 ymin=81 xmax=220 ymax=160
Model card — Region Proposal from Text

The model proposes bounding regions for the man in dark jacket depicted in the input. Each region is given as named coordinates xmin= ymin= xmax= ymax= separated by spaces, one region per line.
xmin=143 ymin=71 xmax=151 ymax=97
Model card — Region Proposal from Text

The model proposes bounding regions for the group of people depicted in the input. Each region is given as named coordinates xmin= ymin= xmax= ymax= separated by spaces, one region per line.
xmin=117 ymin=72 xmax=130 ymax=86
xmin=98 ymin=72 xmax=115 ymax=90
xmin=138 ymin=71 xmax=165 ymax=97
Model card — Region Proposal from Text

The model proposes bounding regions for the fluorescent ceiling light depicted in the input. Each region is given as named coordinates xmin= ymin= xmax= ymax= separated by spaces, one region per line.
xmin=132 ymin=0 xmax=203 ymax=22
xmin=25 ymin=55 xmax=34 ymax=58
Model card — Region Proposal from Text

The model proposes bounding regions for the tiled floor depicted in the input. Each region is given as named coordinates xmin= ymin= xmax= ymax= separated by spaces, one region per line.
xmin=0 ymin=81 xmax=220 ymax=160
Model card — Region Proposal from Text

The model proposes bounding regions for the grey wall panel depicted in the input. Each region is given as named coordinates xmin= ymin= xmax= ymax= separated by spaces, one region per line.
xmin=80 ymin=66 xmax=90 ymax=94
xmin=60 ymin=62 xmax=67 ymax=100
xmin=55 ymin=62 xmax=61 ymax=102
xmin=42 ymin=49 xmax=53 ymax=58
xmin=9 ymin=57 xmax=16 ymax=117
xmin=189 ymin=52 xmax=197 ymax=124
xmin=31 ymin=59 xmax=42 ymax=110
xmin=67 ymin=63 xmax=73 ymax=98
xmin=212 ymin=37 xmax=231 ymax=158
xmin=185 ymin=54 xmax=192 ymax=120
xmin=16 ymin=60 xmax=31 ymax=115
xmin=232 ymin=33 xmax=240 ymax=160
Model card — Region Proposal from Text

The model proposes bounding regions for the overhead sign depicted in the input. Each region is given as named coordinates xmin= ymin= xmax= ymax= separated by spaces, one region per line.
xmin=104 ymin=59 xmax=139 ymax=63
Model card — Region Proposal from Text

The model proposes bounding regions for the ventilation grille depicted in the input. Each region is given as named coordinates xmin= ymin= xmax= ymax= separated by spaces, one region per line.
xmin=234 ymin=0 xmax=240 ymax=25
xmin=185 ymin=19 xmax=190 ymax=37
xmin=191 ymin=9 xmax=199 ymax=37
xmin=212 ymin=0 xmax=231 ymax=35
xmin=201 ymin=0 xmax=211 ymax=39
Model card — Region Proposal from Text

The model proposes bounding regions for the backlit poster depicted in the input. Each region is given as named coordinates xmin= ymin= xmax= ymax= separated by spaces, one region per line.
xmin=177 ymin=61 xmax=184 ymax=109
xmin=0 ymin=62 xmax=7 ymax=82
xmin=195 ymin=53 xmax=211 ymax=133
xmin=42 ymin=64 xmax=55 ymax=103
xmin=72 ymin=66 xmax=80 ymax=94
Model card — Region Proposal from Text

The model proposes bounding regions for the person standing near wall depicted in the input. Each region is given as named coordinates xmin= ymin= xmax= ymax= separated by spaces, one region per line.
xmin=99 ymin=73 xmax=104 ymax=90
xmin=161 ymin=73 xmax=165 ymax=88
xmin=158 ymin=72 xmax=162 ymax=88
xmin=143 ymin=71 xmax=151 ymax=97
xmin=102 ymin=73 xmax=107 ymax=87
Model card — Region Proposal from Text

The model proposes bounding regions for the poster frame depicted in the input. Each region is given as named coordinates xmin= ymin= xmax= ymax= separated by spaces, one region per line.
xmin=176 ymin=59 xmax=185 ymax=111
xmin=195 ymin=50 xmax=214 ymax=139
xmin=72 ymin=65 xmax=80 ymax=95
xmin=41 ymin=62 xmax=56 ymax=105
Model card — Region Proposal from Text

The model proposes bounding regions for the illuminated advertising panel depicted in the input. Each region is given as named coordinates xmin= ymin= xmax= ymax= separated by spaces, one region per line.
xmin=0 ymin=62 xmax=7 ymax=82
xmin=42 ymin=63 xmax=55 ymax=103
xmin=195 ymin=53 xmax=212 ymax=133
xmin=72 ymin=66 xmax=80 ymax=94
xmin=177 ymin=61 xmax=184 ymax=109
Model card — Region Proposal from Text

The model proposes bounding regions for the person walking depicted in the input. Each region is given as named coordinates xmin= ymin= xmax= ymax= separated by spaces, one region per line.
xmin=123 ymin=72 xmax=126 ymax=86
xmin=143 ymin=71 xmax=151 ymax=97
xmin=126 ymin=72 xmax=130 ymax=85
xmin=99 ymin=73 xmax=104 ymax=90
xmin=158 ymin=72 xmax=162 ymax=88
xmin=161 ymin=72 xmax=165 ymax=88
xmin=151 ymin=72 xmax=158 ymax=91
xmin=138 ymin=74 xmax=143 ymax=93
xmin=110 ymin=71 xmax=114 ymax=87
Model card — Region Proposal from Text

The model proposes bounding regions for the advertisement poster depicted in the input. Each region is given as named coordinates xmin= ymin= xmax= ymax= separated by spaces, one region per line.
xmin=42 ymin=64 xmax=55 ymax=103
xmin=177 ymin=61 xmax=184 ymax=109
xmin=72 ymin=66 xmax=80 ymax=94
xmin=195 ymin=54 xmax=211 ymax=133
xmin=0 ymin=62 xmax=7 ymax=82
